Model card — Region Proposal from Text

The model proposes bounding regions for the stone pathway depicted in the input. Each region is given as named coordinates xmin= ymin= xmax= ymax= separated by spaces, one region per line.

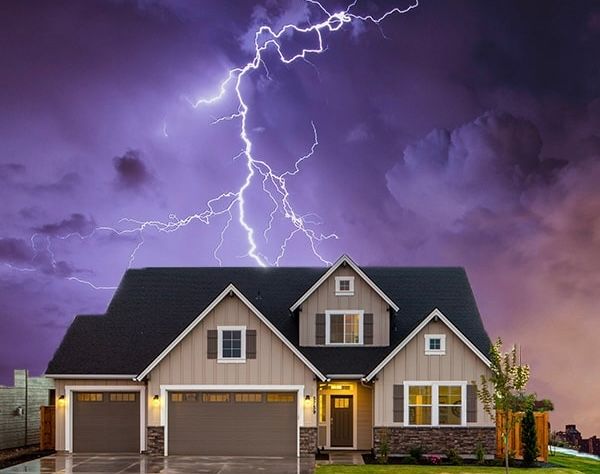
xmin=320 ymin=451 xmax=366 ymax=465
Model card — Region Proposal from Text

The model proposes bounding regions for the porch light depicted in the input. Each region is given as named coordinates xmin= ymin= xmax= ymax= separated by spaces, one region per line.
xmin=152 ymin=395 xmax=160 ymax=407
xmin=58 ymin=395 xmax=65 ymax=407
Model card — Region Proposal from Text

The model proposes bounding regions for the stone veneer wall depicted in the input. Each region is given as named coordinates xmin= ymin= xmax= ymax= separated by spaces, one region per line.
xmin=300 ymin=427 xmax=318 ymax=455
xmin=374 ymin=427 xmax=496 ymax=457
xmin=146 ymin=426 xmax=164 ymax=455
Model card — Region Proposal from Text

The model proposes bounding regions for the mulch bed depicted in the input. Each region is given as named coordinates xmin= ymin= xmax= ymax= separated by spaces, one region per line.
xmin=0 ymin=446 xmax=55 ymax=469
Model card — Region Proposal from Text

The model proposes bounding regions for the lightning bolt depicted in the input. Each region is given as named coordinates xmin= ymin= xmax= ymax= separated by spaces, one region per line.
xmin=7 ymin=0 xmax=418 ymax=288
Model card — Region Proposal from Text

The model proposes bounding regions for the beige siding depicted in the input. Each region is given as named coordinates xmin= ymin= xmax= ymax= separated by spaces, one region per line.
xmin=373 ymin=320 xmax=493 ymax=426
xmin=53 ymin=378 xmax=142 ymax=451
xmin=300 ymin=266 xmax=390 ymax=346
xmin=357 ymin=383 xmax=373 ymax=450
xmin=147 ymin=294 xmax=317 ymax=427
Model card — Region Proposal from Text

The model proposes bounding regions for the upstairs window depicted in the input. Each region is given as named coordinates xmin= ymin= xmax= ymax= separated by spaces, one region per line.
xmin=425 ymin=334 xmax=446 ymax=355
xmin=335 ymin=276 xmax=355 ymax=296
xmin=217 ymin=326 xmax=246 ymax=362
xmin=326 ymin=310 xmax=363 ymax=344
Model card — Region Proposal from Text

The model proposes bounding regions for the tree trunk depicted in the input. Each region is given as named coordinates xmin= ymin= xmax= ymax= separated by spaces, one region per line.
xmin=504 ymin=434 xmax=510 ymax=474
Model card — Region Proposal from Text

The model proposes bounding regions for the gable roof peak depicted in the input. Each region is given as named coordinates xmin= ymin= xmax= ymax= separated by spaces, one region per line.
xmin=289 ymin=254 xmax=399 ymax=312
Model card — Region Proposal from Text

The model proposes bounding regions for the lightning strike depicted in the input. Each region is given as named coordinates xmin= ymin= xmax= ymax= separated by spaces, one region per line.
xmin=9 ymin=0 xmax=418 ymax=289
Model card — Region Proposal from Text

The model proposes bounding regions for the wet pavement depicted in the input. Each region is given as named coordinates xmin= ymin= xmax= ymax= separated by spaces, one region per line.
xmin=0 ymin=454 xmax=315 ymax=474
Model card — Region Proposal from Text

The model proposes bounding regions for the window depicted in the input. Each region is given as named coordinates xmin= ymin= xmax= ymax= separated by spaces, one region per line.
xmin=319 ymin=394 xmax=327 ymax=423
xmin=217 ymin=326 xmax=246 ymax=362
xmin=405 ymin=382 xmax=465 ymax=426
xmin=171 ymin=393 xmax=183 ymax=402
xmin=333 ymin=398 xmax=350 ymax=409
xmin=171 ymin=392 xmax=198 ymax=402
xmin=77 ymin=393 xmax=103 ymax=402
xmin=202 ymin=393 xmax=230 ymax=403
xmin=109 ymin=393 xmax=136 ymax=402
xmin=335 ymin=276 xmax=355 ymax=295
xmin=266 ymin=393 xmax=295 ymax=403
xmin=235 ymin=393 xmax=262 ymax=403
xmin=326 ymin=311 xmax=363 ymax=344
xmin=425 ymin=334 xmax=446 ymax=355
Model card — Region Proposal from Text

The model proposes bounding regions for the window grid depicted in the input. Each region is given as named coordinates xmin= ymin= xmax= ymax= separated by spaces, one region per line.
xmin=327 ymin=311 xmax=363 ymax=345
xmin=109 ymin=393 xmax=136 ymax=402
xmin=266 ymin=393 xmax=294 ymax=403
xmin=77 ymin=393 xmax=103 ymax=402
xmin=222 ymin=330 xmax=242 ymax=358
xmin=235 ymin=393 xmax=262 ymax=403
xmin=405 ymin=383 xmax=465 ymax=426
xmin=202 ymin=393 xmax=230 ymax=403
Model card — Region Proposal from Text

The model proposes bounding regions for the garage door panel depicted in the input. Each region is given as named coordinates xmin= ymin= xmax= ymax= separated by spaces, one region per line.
xmin=73 ymin=392 xmax=140 ymax=453
xmin=168 ymin=391 xmax=297 ymax=456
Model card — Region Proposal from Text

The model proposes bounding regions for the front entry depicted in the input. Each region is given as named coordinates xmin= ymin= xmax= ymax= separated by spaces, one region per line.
xmin=331 ymin=395 xmax=353 ymax=447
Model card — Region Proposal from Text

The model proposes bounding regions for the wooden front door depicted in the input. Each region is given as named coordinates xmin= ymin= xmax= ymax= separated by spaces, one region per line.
xmin=331 ymin=395 xmax=353 ymax=447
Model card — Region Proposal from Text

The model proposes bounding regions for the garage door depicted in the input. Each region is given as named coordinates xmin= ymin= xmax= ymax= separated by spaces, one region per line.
xmin=168 ymin=391 xmax=297 ymax=456
xmin=73 ymin=391 xmax=140 ymax=453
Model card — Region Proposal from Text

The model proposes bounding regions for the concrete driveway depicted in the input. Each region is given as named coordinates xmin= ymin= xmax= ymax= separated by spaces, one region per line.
xmin=0 ymin=453 xmax=315 ymax=473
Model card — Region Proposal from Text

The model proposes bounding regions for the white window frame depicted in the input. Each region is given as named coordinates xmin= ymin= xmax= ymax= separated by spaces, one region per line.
xmin=424 ymin=334 xmax=446 ymax=355
xmin=404 ymin=381 xmax=466 ymax=427
xmin=335 ymin=276 xmax=355 ymax=296
xmin=217 ymin=325 xmax=246 ymax=363
xmin=325 ymin=310 xmax=364 ymax=345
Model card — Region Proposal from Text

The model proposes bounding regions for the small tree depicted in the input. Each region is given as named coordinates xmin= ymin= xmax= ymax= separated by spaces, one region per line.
xmin=477 ymin=338 xmax=530 ymax=474
xmin=521 ymin=407 xmax=539 ymax=466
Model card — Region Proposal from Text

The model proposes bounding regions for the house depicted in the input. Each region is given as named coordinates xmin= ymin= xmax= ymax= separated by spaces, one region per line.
xmin=0 ymin=369 xmax=54 ymax=450
xmin=46 ymin=255 xmax=495 ymax=457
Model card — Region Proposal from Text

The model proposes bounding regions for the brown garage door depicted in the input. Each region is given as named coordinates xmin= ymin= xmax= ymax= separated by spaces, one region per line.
xmin=168 ymin=391 xmax=297 ymax=455
xmin=73 ymin=392 xmax=140 ymax=453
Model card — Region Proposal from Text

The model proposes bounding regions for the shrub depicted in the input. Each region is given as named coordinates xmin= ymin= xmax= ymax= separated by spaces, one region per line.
xmin=409 ymin=446 xmax=425 ymax=463
xmin=377 ymin=429 xmax=390 ymax=464
xmin=400 ymin=456 xmax=417 ymax=464
xmin=445 ymin=448 xmax=463 ymax=465
xmin=475 ymin=442 xmax=486 ymax=465
xmin=521 ymin=408 xmax=539 ymax=467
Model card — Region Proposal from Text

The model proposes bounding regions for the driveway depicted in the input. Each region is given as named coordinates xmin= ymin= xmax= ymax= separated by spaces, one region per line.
xmin=0 ymin=453 xmax=315 ymax=474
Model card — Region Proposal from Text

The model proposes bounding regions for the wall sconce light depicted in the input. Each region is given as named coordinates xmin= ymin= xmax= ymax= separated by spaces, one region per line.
xmin=152 ymin=395 xmax=160 ymax=407
xmin=304 ymin=395 xmax=317 ymax=415
xmin=58 ymin=395 xmax=65 ymax=407
xmin=14 ymin=406 xmax=24 ymax=416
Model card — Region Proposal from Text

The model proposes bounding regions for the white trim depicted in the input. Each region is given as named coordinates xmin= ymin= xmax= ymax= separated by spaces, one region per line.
xmin=364 ymin=308 xmax=491 ymax=381
xmin=64 ymin=385 xmax=146 ymax=453
xmin=290 ymin=255 xmax=399 ymax=312
xmin=425 ymin=334 xmax=447 ymax=355
xmin=135 ymin=284 xmax=326 ymax=381
xmin=46 ymin=374 xmax=137 ymax=379
xmin=335 ymin=276 xmax=355 ymax=296
xmin=217 ymin=325 xmax=246 ymax=363
xmin=404 ymin=381 xmax=467 ymax=427
xmin=325 ymin=310 xmax=364 ymax=345
xmin=160 ymin=384 xmax=305 ymax=457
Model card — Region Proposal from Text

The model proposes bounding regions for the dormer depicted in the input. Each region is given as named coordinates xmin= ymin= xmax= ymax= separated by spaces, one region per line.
xmin=291 ymin=255 xmax=398 ymax=347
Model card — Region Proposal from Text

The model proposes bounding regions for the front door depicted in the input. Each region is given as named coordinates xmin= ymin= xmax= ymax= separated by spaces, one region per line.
xmin=331 ymin=395 xmax=353 ymax=447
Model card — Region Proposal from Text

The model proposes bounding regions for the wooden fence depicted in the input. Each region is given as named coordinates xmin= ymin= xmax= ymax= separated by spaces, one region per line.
xmin=40 ymin=406 xmax=55 ymax=450
xmin=497 ymin=411 xmax=549 ymax=462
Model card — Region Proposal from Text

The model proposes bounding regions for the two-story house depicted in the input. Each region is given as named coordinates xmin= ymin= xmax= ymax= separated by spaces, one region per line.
xmin=46 ymin=255 xmax=496 ymax=457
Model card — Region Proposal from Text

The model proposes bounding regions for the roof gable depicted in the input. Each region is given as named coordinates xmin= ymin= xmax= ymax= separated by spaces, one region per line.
xmin=135 ymin=283 xmax=326 ymax=381
xmin=289 ymin=255 xmax=399 ymax=312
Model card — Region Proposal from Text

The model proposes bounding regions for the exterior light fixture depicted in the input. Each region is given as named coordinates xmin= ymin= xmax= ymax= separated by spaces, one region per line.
xmin=152 ymin=395 xmax=160 ymax=407
xmin=58 ymin=395 xmax=65 ymax=407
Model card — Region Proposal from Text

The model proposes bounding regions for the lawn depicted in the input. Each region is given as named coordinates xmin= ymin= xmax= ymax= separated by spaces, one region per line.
xmin=316 ymin=466 xmax=580 ymax=474
xmin=316 ymin=452 xmax=600 ymax=474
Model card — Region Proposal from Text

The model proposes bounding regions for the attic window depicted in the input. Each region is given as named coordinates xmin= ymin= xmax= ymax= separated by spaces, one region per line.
xmin=425 ymin=334 xmax=446 ymax=355
xmin=335 ymin=276 xmax=355 ymax=296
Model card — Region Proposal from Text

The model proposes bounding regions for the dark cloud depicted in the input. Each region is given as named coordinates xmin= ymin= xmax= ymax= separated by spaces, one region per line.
xmin=0 ymin=237 xmax=33 ymax=265
xmin=113 ymin=150 xmax=153 ymax=189
xmin=0 ymin=163 xmax=25 ymax=181
xmin=34 ymin=213 xmax=96 ymax=237
xmin=34 ymin=172 xmax=81 ymax=194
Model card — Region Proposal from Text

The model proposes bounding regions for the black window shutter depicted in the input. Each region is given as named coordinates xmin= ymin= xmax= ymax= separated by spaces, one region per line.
xmin=246 ymin=330 xmax=257 ymax=359
xmin=315 ymin=313 xmax=326 ymax=345
xmin=467 ymin=384 xmax=478 ymax=422
xmin=207 ymin=330 xmax=218 ymax=359
xmin=364 ymin=313 xmax=373 ymax=345
xmin=393 ymin=384 xmax=404 ymax=423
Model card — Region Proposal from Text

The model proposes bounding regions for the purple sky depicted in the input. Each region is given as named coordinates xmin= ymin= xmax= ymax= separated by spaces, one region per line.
xmin=1 ymin=0 xmax=599 ymax=436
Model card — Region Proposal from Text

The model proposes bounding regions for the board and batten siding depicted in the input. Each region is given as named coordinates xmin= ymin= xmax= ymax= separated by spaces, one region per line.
xmin=147 ymin=294 xmax=317 ymax=427
xmin=53 ymin=378 xmax=142 ymax=451
xmin=373 ymin=319 xmax=493 ymax=426
xmin=299 ymin=266 xmax=390 ymax=346
xmin=357 ymin=382 xmax=373 ymax=449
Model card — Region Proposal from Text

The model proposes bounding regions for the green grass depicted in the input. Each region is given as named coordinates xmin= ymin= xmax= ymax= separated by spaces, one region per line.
xmin=547 ymin=452 xmax=600 ymax=473
xmin=315 ymin=451 xmax=600 ymax=474
xmin=316 ymin=466 xmax=580 ymax=474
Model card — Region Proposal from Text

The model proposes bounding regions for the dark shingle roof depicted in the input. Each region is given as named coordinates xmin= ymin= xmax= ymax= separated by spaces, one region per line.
xmin=46 ymin=266 xmax=491 ymax=378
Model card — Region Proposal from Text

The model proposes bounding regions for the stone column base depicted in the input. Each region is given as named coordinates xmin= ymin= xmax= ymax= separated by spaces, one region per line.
xmin=300 ymin=427 xmax=318 ymax=455
xmin=146 ymin=426 xmax=164 ymax=455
